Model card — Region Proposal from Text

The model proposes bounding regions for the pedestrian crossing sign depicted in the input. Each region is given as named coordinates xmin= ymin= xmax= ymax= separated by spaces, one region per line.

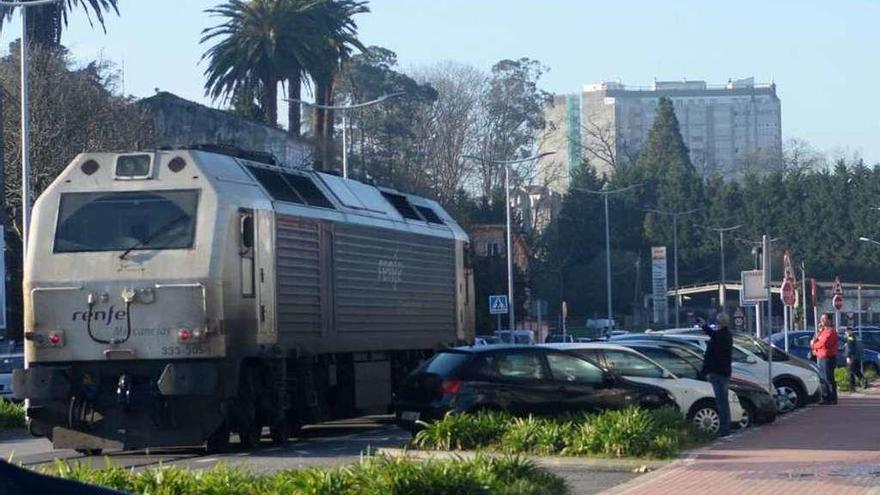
xmin=489 ymin=295 xmax=509 ymax=314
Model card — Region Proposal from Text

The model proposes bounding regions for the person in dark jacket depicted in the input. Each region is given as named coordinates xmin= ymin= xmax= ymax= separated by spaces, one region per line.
xmin=697 ymin=313 xmax=733 ymax=437
xmin=844 ymin=327 xmax=867 ymax=390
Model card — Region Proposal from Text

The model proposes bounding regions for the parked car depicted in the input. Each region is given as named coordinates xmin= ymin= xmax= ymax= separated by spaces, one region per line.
xmin=618 ymin=340 xmax=777 ymax=427
xmin=613 ymin=332 xmax=823 ymax=413
xmin=474 ymin=336 xmax=502 ymax=346
xmin=769 ymin=330 xmax=880 ymax=373
xmin=393 ymin=345 xmax=677 ymax=430
xmin=0 ymin=345 xmax=24 ymax=401
xmin=543 ymin=342 xmax=744 ymax=434
xmin=544 ymin=334 xmax=575 ymax=343
xmin=612 ymin=333 xmax=774 ymax=392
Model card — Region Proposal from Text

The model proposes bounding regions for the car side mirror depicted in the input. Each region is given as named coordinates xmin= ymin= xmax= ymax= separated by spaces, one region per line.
xmin=746 ymin=355 xmax=758 ymax=364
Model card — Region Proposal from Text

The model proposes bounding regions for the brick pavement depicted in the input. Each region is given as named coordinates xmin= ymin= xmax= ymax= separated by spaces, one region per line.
xmin=602 ymin=388 xmax=880 ymax=495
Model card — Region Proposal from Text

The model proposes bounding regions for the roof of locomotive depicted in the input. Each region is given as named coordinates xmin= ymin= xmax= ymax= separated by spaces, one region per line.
xmin=188 ymin=149 xmax=469 ymax=243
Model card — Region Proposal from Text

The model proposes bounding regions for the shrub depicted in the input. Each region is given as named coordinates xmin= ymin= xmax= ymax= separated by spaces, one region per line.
xmin=411 ymin=406 xmax=702 ymax=459
xmin=501 ymin=416 xmax=570 ymax=455
xmin=42 ymin=455 xmax=566 ymax=495
xmin=412 ymin=410 xmax=508 ymax=450
xmin=0 ymin=400 xmax=25 ymax=430
xmin=836 ymin=365 xmax=878 ymax=392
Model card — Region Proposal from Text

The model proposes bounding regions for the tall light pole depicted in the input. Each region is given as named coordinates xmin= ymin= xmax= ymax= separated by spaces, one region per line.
xmin=464 ymin=152 xmax=555 ymax=332
xmin=0 ymin=0 xmax=62 ymax=258
xmin=695 ymin=224 xmax=742 ymax=307
xmin=646 ymin=208 xmax=699 ymax=327
xmin=286 ymin=92 xmax=404 ymax=178
xmin=572 ymin=184 xmax=641 ymax=328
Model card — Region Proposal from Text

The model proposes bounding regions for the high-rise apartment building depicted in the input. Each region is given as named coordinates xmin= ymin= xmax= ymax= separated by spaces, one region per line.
xmin=538 ymin=78 xmax=782 ymax=192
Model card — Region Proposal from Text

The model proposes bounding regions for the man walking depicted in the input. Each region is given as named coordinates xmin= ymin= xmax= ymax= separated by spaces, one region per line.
xmin=811 ymin=313 xmax=839 ymax=404
xmin=844 ymin=327 xmax=867 ymax=390
xmin=697 ymin=313 xmax=733 ymax=437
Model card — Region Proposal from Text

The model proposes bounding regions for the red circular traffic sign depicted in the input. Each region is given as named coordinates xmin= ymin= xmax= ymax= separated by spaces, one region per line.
xmin=833 ymin=294 xmax=844 ymax=311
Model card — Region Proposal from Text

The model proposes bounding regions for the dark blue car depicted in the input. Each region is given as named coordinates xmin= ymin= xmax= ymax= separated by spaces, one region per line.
xmin=768 ymin=330 xmax=880 ymax=373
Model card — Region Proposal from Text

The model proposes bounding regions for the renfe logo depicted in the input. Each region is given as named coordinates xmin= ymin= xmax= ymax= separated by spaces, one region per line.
xmin=72 ymin=306 xmax=127 ymax=326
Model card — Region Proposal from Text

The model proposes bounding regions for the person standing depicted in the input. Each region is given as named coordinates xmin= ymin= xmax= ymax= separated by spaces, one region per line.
xmin=844 ymin=327 xmax=867 ymax=390
xmin=697 ymin=313 xmax=733 ymax=437
xmin=811 ymin=313 xmax=839 ymax=404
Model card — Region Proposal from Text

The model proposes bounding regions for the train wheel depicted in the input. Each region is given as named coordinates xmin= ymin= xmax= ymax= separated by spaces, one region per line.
xmin=206 ymin=423 xmax=231 ymax=453
xmin=238 ymin=413 xmax=262 ymax=449
xmin=269 ymin=421 xmax=290 ymax=445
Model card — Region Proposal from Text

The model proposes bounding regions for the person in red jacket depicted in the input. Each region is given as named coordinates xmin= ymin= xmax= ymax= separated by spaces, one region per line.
xmin=811 ymin=313 xmax=839 ymax=404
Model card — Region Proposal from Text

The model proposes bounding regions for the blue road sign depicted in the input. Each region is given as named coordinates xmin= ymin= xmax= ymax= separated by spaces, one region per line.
xmin=489 ymin=295 xmax=509 ymax=315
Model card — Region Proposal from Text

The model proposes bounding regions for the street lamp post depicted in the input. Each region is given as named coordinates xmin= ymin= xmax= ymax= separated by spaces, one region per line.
xmin=646 ymin=208 xmax=699 ymax=327
xmin=0 ymin=0 xmax=62 ymax=258
xmin=463 ymin=152 xmax=555 ymax=332
xmin=286 ymin=92 xmax=404 ymax=178
xmin=572 ymin=184 xmax=641 ymax=329
xmin=695 ymin=224 xmax=742 ymax=307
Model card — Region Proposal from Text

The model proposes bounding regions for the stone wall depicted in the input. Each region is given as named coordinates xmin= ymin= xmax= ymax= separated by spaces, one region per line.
xmin=139 ymin=92 xmax=312 ymax=168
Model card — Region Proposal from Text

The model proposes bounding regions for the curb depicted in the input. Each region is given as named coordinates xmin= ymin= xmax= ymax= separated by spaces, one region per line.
xmin=374 ymin=447 xmax=670 ymax=472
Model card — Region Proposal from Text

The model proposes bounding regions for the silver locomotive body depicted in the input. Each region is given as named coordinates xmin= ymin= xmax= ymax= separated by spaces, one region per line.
xmin=14 ymin=148 xmax=474 ymax=451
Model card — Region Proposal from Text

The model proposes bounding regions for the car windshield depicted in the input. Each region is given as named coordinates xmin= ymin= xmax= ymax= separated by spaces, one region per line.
xmin=54 ymin=190 xmax=199 ymax=253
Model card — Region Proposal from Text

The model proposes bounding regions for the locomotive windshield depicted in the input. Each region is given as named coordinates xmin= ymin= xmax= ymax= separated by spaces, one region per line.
xmin=54 ymin=190 xmax=199 ymax=253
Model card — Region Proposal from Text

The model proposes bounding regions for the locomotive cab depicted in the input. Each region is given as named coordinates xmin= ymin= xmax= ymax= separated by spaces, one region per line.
xmin=14 ymin=148 xmax=474 ymax=452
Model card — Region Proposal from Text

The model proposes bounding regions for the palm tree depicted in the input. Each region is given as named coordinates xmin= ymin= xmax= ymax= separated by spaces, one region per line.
xmin=308 ymin=0 xmax=368 ymax=167
xmin=0 ymin=0 xmax=119 ymax=48
xmin=201 ymin=0 xmax=323 ymax=127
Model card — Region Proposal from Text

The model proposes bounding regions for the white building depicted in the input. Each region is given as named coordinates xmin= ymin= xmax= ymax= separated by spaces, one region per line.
xmin=539 ymin=78 xmax=782 ymax=193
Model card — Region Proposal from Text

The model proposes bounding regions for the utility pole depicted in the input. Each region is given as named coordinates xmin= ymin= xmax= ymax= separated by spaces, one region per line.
xmin=571 ymin=184 xmax=641 ymax=329
xmin=646 ymin=208 xmax=699 ymax=327
xmin=0 ymin=0 xmax=64 ymax=257
xmin=286 ymin=92 xmax=404 ymax=178
xmin=695 ymin=224 xmax=741 ymax=308
xmin=463 ymin=152 xmax=555 ymax=332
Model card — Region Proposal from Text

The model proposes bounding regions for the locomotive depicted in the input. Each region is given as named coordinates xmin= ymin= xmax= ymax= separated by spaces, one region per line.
xmin=14 ymin=147 xmax=474 ymax=452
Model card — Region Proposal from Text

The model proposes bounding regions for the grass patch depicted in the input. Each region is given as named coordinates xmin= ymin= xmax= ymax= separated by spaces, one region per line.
xmin=0 ymin=400 xmax=25 ymax=430
xmin=413 ymin=407 xmax=704 ymax=459
xmin=836 ymin=366 xmax=878 ymax=392
xmin=42 ymin=455 xmax=566 ymax=495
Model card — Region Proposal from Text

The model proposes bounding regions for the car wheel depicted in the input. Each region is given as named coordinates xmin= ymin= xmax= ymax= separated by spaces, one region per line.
xmin=774 ymin=380 xmax=800 ymax=413
xmin=737 ymin=400 xmax=755 ymax=429
xmin=688 ymin=401 xmax=721 ymax=435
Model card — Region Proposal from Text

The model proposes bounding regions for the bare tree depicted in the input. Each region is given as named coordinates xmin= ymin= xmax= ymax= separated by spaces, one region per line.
xmin=0 ymin=43 xmax=152 ymax=239
xmin=410 ymin=62 xmax=484 ymax=204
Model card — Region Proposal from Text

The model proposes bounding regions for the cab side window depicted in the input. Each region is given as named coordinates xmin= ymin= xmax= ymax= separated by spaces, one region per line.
xmin=546 ymin=353 xmax=604 ymax=384
xmin=239 ymin=209 xmax=255 ymax=297
xmin=638 ymin=348 xmax=698 ymax=379
xmin=732 ymin=347 xmax=750 ymax=363
xmin=474 ymin=352 xmax=549 ymax=381
xmin=603 ymin=350 xmax=665 ymax=378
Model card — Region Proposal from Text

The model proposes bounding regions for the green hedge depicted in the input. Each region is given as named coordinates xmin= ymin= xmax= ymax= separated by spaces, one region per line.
xmin=44 ymin=455 xmax=566 ymax=495
xmin=835 ymin=366 xmax=878 ymax=392
xmin=0 ymin=400 xmax=25 ymax=430
xmin=412 ymin=407 xmax=704 ymax=459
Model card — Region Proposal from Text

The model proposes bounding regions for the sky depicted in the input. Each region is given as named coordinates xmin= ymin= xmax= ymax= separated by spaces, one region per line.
xmin=1 ymin=0 xmax=878 ymax=162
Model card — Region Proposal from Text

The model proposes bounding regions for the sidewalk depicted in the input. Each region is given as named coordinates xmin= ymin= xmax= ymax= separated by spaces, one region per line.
xmin=603 ymin=388 xmax=880 ymax=495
